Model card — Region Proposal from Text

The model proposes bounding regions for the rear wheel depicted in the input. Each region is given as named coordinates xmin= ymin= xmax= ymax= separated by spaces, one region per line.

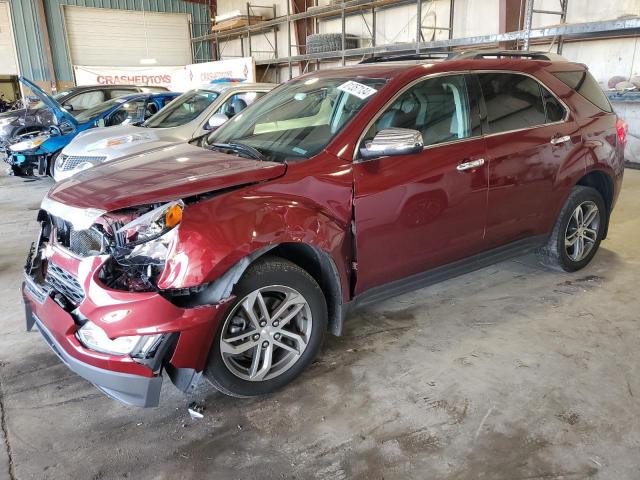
xmin=205 ymin=256 xmax=327 ymax=397
xmin=538 ymin=186 xmax=606 ymax=272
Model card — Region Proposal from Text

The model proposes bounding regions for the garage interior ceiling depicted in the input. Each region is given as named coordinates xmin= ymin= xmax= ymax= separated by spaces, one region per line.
xmin=191 ymin=0 xmax=640 ymax=80
xmin=63 ymin=5 xmax=193 ymax=67
xmin=0 ymin=1 xmax=18 ymax=75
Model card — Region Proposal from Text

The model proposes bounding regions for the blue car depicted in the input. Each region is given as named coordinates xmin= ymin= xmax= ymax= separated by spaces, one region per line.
xmin=5 ymin=77 xmax=179 ymax=177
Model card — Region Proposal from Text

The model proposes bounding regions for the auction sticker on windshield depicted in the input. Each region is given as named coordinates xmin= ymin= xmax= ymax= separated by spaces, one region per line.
xmin=337 ymin=81 xmax=378 ymax=100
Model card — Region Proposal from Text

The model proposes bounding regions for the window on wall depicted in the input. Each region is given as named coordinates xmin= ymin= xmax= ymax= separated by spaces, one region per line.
xmin=478 ymin=73 xmax=548 ymax=134
xmin=363 ymin=74 xmax=480 ymax=148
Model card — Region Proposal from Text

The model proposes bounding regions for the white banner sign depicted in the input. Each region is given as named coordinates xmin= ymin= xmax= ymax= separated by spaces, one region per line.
xmin=179 ymin=57 xmax=256 ymax=90
xmin=73 ymin=65 xmax=184 ymax=90
xmin=74 ymin=58 xmax=256 ymax=92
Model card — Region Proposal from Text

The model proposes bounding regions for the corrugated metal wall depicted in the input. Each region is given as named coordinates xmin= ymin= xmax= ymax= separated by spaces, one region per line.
xmin=7 ymin=0 xmax=211 ymax=84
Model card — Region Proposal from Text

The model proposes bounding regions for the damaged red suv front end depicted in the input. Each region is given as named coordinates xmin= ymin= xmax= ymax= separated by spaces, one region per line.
xmin=22 ymin=144 xmax=291 ymax=407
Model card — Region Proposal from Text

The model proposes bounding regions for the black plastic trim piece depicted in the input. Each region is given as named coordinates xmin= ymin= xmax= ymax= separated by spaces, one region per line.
xmin=166 ymin=364 xmax=202 ymax=394
xmin=350 ymin=235 xmax=547 ymax=309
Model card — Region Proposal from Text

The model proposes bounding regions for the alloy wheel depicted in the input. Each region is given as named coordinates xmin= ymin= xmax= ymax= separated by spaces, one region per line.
xmin=564 ymin=200 xmax=600 ymax=262
xmin=220 ymin=285 xmax=313 ymax=382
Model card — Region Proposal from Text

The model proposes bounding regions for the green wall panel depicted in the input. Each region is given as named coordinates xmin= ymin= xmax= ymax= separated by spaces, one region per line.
xmin=7 ymin=0 xmax=210 ymax=84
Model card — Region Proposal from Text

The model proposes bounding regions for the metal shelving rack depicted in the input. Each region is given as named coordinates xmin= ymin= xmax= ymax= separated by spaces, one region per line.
xmin=191 ymin=0 xmax=640 ymax=81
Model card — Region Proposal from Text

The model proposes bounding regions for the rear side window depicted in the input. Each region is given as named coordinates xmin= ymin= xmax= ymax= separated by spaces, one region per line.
xmin=478 ymin=73 xmax=547 ymax=134
xmin=552 ymin=71 xmax=612 ymax=113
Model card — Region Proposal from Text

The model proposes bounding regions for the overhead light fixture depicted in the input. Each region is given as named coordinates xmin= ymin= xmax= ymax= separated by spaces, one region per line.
xmin=140 ymin=58 xmax=157 ymax=65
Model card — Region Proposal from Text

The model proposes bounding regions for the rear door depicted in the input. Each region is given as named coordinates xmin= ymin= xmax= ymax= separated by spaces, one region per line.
xmin=477 ymin=72 xmax=580 ymax=249
xmin=353 ymin=73 xmax=489 ymax=294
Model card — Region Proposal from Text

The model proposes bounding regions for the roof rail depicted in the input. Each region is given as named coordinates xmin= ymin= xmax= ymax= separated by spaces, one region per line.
xmin=359 ymin=52 xmax=454 ymax=64
xmin=452 ymin=49 xmax=568 ymax=62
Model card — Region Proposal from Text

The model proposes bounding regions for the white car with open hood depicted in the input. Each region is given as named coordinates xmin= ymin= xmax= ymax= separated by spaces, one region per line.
xmin=53 ymin=82 xmax=274 ymax=182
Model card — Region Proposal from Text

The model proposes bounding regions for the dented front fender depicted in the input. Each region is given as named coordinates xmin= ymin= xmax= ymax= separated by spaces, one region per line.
xmin=157 ymin=153 xmax=355 ymax=302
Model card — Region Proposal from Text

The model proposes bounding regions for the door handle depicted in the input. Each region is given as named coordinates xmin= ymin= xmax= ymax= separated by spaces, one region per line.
xmin=456 ymin=158 xmax=485 ymax=171
xmin=550 ymin=135 xmax=571 ymax=145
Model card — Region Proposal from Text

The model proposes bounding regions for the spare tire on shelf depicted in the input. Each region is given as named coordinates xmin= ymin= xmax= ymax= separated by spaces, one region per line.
xmin=306 ymin=33 xmax=359 ymax=54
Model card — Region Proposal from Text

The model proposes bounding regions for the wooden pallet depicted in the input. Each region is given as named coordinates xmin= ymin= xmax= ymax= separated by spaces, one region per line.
xmin=211 ymin=15 xmax=263 ymax=32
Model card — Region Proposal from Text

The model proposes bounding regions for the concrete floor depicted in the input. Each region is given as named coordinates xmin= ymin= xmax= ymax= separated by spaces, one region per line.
xmin=1 ymin=167 xmax=639 ymax=480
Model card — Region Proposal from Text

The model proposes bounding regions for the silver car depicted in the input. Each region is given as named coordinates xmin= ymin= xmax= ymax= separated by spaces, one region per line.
xmin=53 ymin=82 xmax=274 ymax=181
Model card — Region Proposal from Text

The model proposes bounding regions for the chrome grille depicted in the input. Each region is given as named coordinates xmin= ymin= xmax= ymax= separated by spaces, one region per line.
xmin=45 ymin=262 xmax=85 ymax=306
xmin=58 ymin=154 xmax=106 ymax=171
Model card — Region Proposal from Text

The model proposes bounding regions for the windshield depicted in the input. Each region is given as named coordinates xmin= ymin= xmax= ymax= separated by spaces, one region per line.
xmin=33 ymin=90 xmax=72 ymax=110
xmin=204 ymin=76 xmax=386 ymax=162
xmin=144 ymin=90 xmax=219 ymax=128
xmin=75 ymin=98 xmax=124 ymax=123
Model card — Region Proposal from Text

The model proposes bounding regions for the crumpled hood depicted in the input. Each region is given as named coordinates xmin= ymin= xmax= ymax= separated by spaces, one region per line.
xmin=46 ymin=143 xmax=287 ymax=211
xmin=19 ymin=77 xmax=78 ymax=128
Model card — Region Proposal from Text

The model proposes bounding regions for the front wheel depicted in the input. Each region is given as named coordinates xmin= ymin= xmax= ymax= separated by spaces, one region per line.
xmin=538 ymin=186 xmax=606 ymax=272
xmin=205 ymin=256 xmax=327 ymax=397
xmin=48 ymin=151 xmax=60 ymax=179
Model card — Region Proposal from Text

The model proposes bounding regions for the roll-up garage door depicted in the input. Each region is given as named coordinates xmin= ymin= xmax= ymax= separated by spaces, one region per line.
xmin=63 ymin=6 xmax=192 ymax=67
xmin=0 ymin=1 xmax=19 ymax=75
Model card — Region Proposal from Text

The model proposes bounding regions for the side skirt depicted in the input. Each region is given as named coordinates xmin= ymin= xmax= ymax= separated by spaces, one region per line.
xmin=347 ymin=235 xmax=547 ymax=312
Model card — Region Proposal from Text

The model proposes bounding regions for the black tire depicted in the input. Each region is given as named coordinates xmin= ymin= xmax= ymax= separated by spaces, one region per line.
xmin=10 ymin=164 xmax=26 ymax=176
xmin=205 ymin=256 xmax=327 ymax=397
xmin=537 ymin=186 xmax=606 ymax=272
xmin=48 ymin=151 xmax=60 ymax=179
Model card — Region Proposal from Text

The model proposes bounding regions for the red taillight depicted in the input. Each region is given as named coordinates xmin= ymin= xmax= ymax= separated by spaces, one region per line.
xmin=616 ymin=118 xmax=628 ymax=145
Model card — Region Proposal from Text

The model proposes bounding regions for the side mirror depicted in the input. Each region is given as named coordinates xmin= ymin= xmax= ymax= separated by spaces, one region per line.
xmin=206 ymin=113 xmax=229 ymax=130
xmin=360 ymin=127 xmax=424 ymax=159
xmin=64 ymin=104 xmax=74 ymax=112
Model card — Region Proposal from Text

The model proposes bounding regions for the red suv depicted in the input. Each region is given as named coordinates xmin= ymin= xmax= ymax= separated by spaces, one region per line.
xmin=22 ymin=51 xmax=626 ymax=407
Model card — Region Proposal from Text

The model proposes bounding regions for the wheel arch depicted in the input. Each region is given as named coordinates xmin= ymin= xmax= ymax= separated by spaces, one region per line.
xmin=268 ymin=243 xmax=346 ymax=336
xmin=164 ymin=242 xmax=348 ymax=337
xmin=576 ymin=169 xmax=614 ymax=238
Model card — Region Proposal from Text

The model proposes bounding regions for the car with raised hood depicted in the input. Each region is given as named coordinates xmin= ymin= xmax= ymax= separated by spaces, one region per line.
xmin=4 ymin=77 xmax=179 ymax=176
xmin=0 ymin=80 xmax=168 ymax=148
xmin=52 ymin=82 xmax=274 ymax=182
xmin=22 ymin=50 xmax=625 ymax=407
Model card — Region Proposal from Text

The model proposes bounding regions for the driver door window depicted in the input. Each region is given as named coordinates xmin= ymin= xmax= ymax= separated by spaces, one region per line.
xmin=144 ymin=101 xmax=159 ymax=120
xmin=362 ymin=74 xmax=480 ymax=149
xmin=109 ymin=89 xmax=137 ymax=99
xmin=216 ymin=91 xmax=265 ymax=118
xmin=106 ymin=99 xmax=146 ymax=126
xmin=63 ymin=91 xmax=105 ymax=112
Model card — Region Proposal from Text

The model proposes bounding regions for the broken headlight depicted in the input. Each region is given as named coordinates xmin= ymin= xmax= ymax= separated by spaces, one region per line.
xmin=105 ymin=201 xmax=183 ymax=291
xmin=10 ymin=135 xmax=49 ymax=152
xmin=76 ymin=321 xmax=163 ymax=356
xmin=116 ymin=201 xmax=183 ymax=246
